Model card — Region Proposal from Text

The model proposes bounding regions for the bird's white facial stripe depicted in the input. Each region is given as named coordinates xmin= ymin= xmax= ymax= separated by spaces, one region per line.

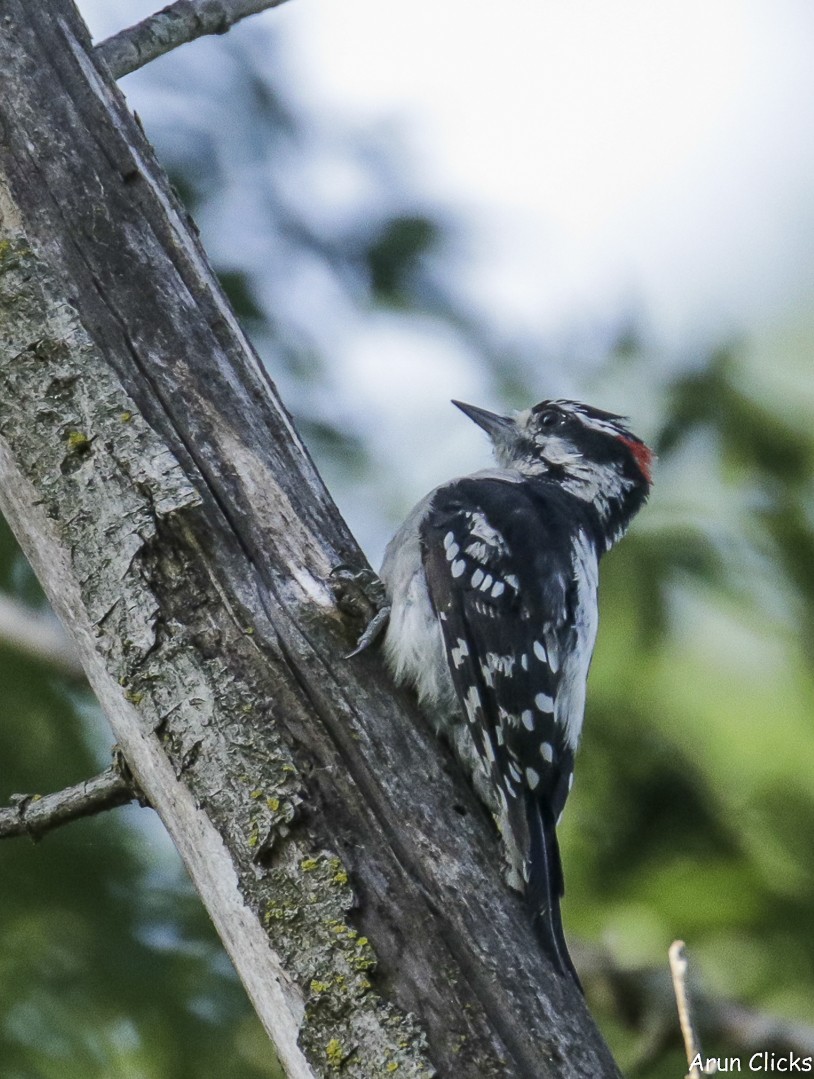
xmin=555 ymin=400 xmax=626 ymax=437
xmin=532 ymin=433 xmax=583 ymax=466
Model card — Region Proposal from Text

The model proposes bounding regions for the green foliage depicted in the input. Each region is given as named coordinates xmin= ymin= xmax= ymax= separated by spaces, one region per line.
xmin=558 ymin=339 xmax=814 ymax=1073
xmin=218 ymin=269 xmax=266 ymax=326
xmin=364 ymin=215 xmax=440 ymax=306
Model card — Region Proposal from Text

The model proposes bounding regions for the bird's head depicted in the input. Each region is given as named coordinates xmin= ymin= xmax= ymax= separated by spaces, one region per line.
xmin=453 ymin=397 xmax=653 ymax=525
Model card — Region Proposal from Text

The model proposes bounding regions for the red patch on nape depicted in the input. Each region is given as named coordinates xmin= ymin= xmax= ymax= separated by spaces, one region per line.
xmin=619 ymin=436 xmax=654 ymax=483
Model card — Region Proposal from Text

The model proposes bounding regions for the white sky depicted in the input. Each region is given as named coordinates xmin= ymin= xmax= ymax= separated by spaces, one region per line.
xmin=83 ymin=1 xmax=814 ymax=347
xmin=280 ymin=0 xmax=814 ymax=346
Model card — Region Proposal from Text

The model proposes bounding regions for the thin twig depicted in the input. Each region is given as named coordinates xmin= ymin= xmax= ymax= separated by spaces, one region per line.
xmin=0 ymin=755 xmax=142 ymax=840
xmin=573 ymin=940 xmax=814 ymax=1071
xmin=670 ymin=940 xmax=716 ymax=1076
xmin=95 ymin=0 xmax=292 ymax=80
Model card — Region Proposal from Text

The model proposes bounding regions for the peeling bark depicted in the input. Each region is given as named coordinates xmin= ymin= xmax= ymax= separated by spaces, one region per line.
xmin=0 ymin=3 xmax=623 ymax=1077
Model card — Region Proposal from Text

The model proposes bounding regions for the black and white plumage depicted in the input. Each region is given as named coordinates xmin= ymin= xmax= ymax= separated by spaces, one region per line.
xmin=379 ymin=398 xmax=653 ymax=983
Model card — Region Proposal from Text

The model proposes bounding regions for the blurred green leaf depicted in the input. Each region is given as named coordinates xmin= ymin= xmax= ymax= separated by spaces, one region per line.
xmin=365 ymin=215 xmax=440 ymax=306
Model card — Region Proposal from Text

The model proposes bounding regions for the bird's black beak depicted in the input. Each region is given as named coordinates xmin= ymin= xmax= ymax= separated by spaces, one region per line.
xmin=452 ymin=400 xmax=514 ymax=441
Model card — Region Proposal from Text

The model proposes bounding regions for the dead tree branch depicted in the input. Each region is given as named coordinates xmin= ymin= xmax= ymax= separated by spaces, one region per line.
xmin=95 ymin=0 xmax=292 ymax=79
xmin=0 ymin=761 xmax=138 ymax=840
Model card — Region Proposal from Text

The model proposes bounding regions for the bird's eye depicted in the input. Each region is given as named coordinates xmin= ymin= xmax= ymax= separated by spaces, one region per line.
xmin=538 ymin=409 xmax=563 ymax=428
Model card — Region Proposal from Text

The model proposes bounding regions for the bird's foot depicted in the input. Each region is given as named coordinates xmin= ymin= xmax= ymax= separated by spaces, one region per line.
xmin=329 ymin=564 xmax=391 ymax=658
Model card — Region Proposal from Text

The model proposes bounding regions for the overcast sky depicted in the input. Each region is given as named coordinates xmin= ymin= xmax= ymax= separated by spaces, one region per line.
xmin=290 ymin=1 xmax=814 ymax=344
xmin=84 ymin=1 xmax=814 ymax=347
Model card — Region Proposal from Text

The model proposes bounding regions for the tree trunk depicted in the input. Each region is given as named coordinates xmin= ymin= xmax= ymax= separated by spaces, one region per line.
xmin=0 ymin=4 xmax=622 ymax=1077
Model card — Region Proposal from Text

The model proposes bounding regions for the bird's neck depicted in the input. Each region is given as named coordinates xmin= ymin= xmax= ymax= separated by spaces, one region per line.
xmin=520 ymin=460 xmax=647 ymax=553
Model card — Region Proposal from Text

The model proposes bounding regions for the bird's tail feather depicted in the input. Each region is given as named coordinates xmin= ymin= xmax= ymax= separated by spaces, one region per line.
xmin=524 ymin=791 xmax=582 ymax=991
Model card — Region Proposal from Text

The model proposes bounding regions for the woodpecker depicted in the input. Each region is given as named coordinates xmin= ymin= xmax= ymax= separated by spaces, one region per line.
xmin=375 ymin=398 xmax=653 ymax=984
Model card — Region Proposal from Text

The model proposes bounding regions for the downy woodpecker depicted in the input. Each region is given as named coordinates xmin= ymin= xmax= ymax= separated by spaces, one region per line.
xmin=378 ymin=398 xmax=653 ymax=983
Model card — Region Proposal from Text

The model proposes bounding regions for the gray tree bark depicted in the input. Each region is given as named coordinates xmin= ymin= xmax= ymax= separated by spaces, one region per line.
xmin=0 ymin=3 xmax=622 ymax=1077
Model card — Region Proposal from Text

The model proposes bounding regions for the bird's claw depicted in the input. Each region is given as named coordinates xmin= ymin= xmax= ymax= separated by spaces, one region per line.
xmin=345 ymin=605 xmax=391 ymax=658
xmin=329 ymin=564 xmax=390 ymax=657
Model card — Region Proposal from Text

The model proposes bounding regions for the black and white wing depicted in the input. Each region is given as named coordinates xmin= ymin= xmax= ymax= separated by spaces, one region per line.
xmin=420 ymin=476 xmax=590 ymax=982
